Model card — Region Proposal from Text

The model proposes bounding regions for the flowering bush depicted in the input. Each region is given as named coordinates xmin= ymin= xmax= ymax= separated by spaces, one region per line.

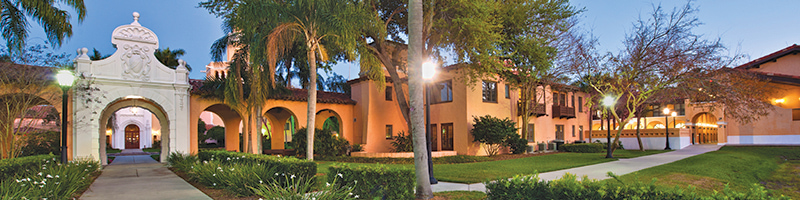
xmin=252 ymin=171 xmax=357 ymax=200
xmin=166 ymin=152 xmax=198 ymax=172
xmin=0 ymin=157 xmax=99 ymax=199
xmin=197 ymin=150 xmax=316 ymax=184
xmin=191 ymin=159 xmax=277 ymax=196
xmin=327 ymin=164 xmax=414 ymax=200
xmin=0 ymin=154 xmax=57 ymax=181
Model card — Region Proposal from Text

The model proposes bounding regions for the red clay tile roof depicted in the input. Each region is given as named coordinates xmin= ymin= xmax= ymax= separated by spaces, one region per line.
xmin=745 ymin=70 xmax=800 ymax=86
xmin=736 ymin=44 xmax=800 ymax=70
xmin=270 ymin=88 xmax=356 ymax=105
xmin=189 ymin=79 xmax=356 ymax=105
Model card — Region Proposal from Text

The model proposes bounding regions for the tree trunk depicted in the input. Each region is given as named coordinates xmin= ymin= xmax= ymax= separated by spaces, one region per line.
xmin=636 ymin=114 xmax=644 ymax=151
xmin=409 ymin=0 xmax=433 ymax=198
xmin=306 ymin=48 xmax=318 ymax=161
xmin=380 ymin=52 xmax=412 ymax=126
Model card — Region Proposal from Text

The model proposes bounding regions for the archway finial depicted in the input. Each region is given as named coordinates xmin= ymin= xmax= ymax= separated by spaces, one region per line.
xmin=132 ymin=12 xmax=140 ymax=26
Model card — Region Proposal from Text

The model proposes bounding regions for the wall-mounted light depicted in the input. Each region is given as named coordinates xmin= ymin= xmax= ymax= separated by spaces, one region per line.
xmin=774 ymin=98 xmax=785 ymax=104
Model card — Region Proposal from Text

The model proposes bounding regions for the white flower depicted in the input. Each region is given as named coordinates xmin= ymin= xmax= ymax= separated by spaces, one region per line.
xmin=230 ymin=168 xmax=234 ymax=171
xmin=46 ymin=175 xmax=53 ymax=178
xmin=290 ymin=174 xmax=296 ymax=179
xmin=213 ymin=183 xmax=217 ymax=186
xmin=15 ymin=179 xmax=20 ymax=182
xmin=326 ymin=182 xmax=331 ymax=187
xmin=354 ymin=195 xmax=359 ymax=198
xmin=337 ymin=173 xmax=343 ymax=178
xmin=275 ymin=173 xmax=279 ymax=176
xmin=226 ymin=157 xmax=230 ymax=160
xmin=349 ymin=192 xmax=353 ymax=196
xmin=259 ymin=180 xmax=263 ymax=184
xmin=39 ymin=185 xmax=44 ymax=188
xmin=213 ymin=174 xmax=216 ymax=176
xmin=54 ymin=175 xmax=59 ymax=178
xmin=38 ymin=172 xmax=43 ymax=176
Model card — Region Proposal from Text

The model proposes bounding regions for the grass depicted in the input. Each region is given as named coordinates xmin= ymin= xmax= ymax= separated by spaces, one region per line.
xmin=142 ymin=148 xmax=160 ymax=153
xmin=150 ymin=154 xmax=160 ymax=161
xmin=434 ymin=191 xmax=486 ymax=200
xmin=106 ymin=149 xmax=121 ymax=154
xmin=315 ymin=150 xmax=671 ymax=184
xmin=611 ymin=146 xmax=800 ymax=198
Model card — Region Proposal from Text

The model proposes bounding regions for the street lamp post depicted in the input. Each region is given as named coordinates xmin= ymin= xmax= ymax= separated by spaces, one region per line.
xmin=602 ymin=95 xmax=615 ymax=158
xmin=663 ymin=108 xmax=672 ymax=150
xmin=422 ymin=61 xmax=437 ymax=184
xmin=56 ymin=70 xmax=75 ymax=164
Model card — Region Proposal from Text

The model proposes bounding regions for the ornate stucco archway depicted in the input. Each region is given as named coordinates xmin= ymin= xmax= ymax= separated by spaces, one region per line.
xmin=71 ymin=13 xmax=190 ymax=164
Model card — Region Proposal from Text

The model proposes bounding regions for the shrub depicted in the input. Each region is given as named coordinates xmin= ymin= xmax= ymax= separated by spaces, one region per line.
xmin=252 ymin=171 xmax=357 ymax=200
xmin=191 ymin=159 xmax=277 ymax=196
xmin=19 ymin=131 xmax=60 ymax=157
xmin=561 ymin=143 xmax=604 ymax=153
xmin=485 ymin=172 xmax=790 ymax=200
xmin=351 ymin=143 xmax=363 ymax=152
xmin=507 ymin=136 xmax=528 ymax=154
xmin=471 ymin=115 xmax=518 ymax=156
xmin=317 ymin=155 xmax=492 ymax=164
xmin=197 ymin=150 xmax=316 ymax=186
xmin=0 ymin=154 xmax=57 ymax=181
xmin=0 ymin=157 xmax=99 ymax=199
xmin=167 ymin=152 xmax=198 ymax=173
xmin=292 ymin=128 xmax=350 ymax=157
xmin=327 ymin=164 xmax=414 ymax=200
xmin=390 ymin=131 xmax=413 ymax=152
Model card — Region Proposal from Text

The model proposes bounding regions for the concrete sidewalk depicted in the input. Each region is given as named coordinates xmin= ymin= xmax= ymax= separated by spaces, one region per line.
xmin=80 ymin=155 xmax=211 ymax=200
xmin=431 ymin=144 xmax=723 ymax=193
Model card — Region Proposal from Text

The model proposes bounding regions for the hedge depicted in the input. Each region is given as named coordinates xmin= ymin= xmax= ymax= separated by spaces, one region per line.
xmin=197 ymin=150 xmax=316 ymax=183
xmin=327 ymin=164 xmax=415 ymax=200
xmin=560 ymin=143 xmax=604 ymax=153
xmin=0 ymin=154 xmax=58 ymax=181
xmin=485 ymin=173 xmax=789 ymax=200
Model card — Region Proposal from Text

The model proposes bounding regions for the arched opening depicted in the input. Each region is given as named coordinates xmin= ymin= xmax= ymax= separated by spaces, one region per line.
xmin=106 ymin=107 xmax=159 ymax=150
xmin=316 ymin=109 xmax=343 ymax=137
xmin=692 ymin=112 xmax=718 ymax=144
xmin=198 ymin=104 xmax=241 ymax=152
xmin=647 ymin=121 xmax=664 ymax=129
xmin=263 ymin=107 xmax=298 ymax=150
xmin=0 ymin=93 xmax=59 ymax=159
xmin=98 ymin=97 xmax=170 ymax=165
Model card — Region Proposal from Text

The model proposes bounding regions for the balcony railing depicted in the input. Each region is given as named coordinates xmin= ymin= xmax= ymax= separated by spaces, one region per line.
xmin=552 ymin=105 xmax=576 ymax=119
xmin=517 ymin=102 xmax=547 ymax=117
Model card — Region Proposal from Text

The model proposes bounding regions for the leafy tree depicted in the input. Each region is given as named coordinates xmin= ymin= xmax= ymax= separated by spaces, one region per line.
xmin=291 ymin=128 xmax=349 ymax=157
xmin=495 ymin=0 xmax=582 ymax=141
xmin=569 ymin=2 xmax=774 ymax=156
xmin=0 ymin=63 xmax=61 ymax=159
xmin=88 ymin=48 xmax=110 ymax=61
xmin=206 ymin=126 xmax=225 ymax=146
xmin=197 ymin=119 xmax=207 ymax=143
xmin=471 ymin=115 xmax=518 ymax=156
xmin=0 ymin=43 xmax=70 ymax=67
xmin=0 ymin=0 xmax=86 ymax=54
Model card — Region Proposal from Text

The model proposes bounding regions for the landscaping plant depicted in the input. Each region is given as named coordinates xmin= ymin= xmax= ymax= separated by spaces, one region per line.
xmin=192 ymin=159 xmax=277 ymax=196
xmin=0 ymin=157 xmax=99 ymax=200
xmin=327 ymin=164 xmax=415 ymax=200
xmin=471 ymin=115 xmax=518 ymax=156
xmin=252 ymin=170 xmax=357 ymax=200
xmin=292 ymin=128 xmax=350 ymax=157
xmin=390 ymin=131 xmax=413 ymax=152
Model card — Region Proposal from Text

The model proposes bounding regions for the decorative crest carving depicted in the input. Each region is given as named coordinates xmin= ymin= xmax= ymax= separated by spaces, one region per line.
xmin=121 ymin=44 xmax=152 ymax=81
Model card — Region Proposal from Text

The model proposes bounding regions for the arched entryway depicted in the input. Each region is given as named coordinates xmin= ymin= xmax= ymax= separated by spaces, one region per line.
xmin=316 ymin=109 xmax=342 ymax=136
xmin=691 ymin=112 xmax=718 ymax=144
xmin=124 ymin=124 xmax=140 ymax=149
xmin=263 ymin=107 xmax=298 ymax=150
xmin=197 ymin=104 xmax=241 ymax=152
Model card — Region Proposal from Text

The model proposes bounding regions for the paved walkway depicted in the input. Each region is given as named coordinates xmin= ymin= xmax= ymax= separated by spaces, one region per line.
xmin=431 ymin=144 xmax=723 ymax=192
xmin=80 ymin=153 xmax=211 ymax=200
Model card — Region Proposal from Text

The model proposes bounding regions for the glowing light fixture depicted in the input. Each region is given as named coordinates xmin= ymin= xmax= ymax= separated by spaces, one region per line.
xmin=422 ymin=61 xmax=437 ymax=80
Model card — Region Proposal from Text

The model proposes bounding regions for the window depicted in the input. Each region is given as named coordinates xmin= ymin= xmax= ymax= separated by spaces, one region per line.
xmin=482 ymin=81 xmax=498 ymax=102
xmin=432 ymin=80 xmax=453 ymax=103
xmin=552 ymin=92 xmax=558 ymax=105
xmin=441 ymin=123 xmax=454 ymax=150
xmin=675 ymin=103 xmax=686 ymax=115
xmin=505 ymin=84 xmax=510 ymax=99
xmin=572 ymin=125 xmax=576 ymax=137
xmin=385 ymin=86 xmax=393 ymax=101
xmin=385 ymin=125 xmax=393 ymax=139
xmin=793 ymin=109 xmax=800 ymax=121
xmin=526 ymin=124 xmax=535 ymax=142
xmin=652 ymin=105 xmax=663 ymax=117
xmin=571 ymin=94 xmax=575 ymax=108
xmin=578 ymin=97 xmax=583 ymax=112
xmin=555 ymin=125 xmax=565 ymax=140
xmin=560 ymin=93 xmax=566 ymax=106
xmin=430 ymin=124 xmax=438 ymax=151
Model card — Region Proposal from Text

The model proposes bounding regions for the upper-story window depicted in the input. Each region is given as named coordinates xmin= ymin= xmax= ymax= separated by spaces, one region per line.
xmin=552 ymin=92 xmax=566 ymax=106
xmin=385 ymin=86 xmax=393 ymax=101
xmin=571 ymin=94 xmax=575 ymax=108
xmin=578 ymin=97 xmax=583 ymax=112
xmin=432 ymin=80 xmax=453 ymax=103
xmin=675 ymin=103 xmax=685 ymax=115
xmin=482 ymin=81 xmax=498 ymax=103
xmin=505 ymin=84 xmax=510 ymax=99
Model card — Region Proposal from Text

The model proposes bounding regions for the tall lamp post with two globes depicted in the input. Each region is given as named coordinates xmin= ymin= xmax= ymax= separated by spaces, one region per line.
xmin=602 ymin=95 xmax=615 ymax=158
xmin=56 ymin=70 xmax=75 ymax=163
xmin=422 ymin=61 xmax=437 ymax=184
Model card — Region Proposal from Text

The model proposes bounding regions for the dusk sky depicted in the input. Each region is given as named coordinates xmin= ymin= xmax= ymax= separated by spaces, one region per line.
xmin=20 ymin=0 xmax=800 ymax=80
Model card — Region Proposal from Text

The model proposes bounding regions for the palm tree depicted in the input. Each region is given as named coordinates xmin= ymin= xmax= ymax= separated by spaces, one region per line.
xmin=0 ymin=0 xmax=86 ymax=54
xmin=255 ymin=0 xmax=367 ymax=160
xmin=154 ymin=47 xmax=191 ymax=71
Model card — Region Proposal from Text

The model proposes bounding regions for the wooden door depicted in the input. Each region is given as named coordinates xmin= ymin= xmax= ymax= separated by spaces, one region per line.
xmin=125 ymin=124 xmax=140 ymax=149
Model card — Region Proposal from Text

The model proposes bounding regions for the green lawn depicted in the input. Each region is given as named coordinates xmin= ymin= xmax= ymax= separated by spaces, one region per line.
xmin=434 ymin=191 xmax=486 ymax=200
xmin=106 ymin=149 xmax=121 ymax=154
xmin=611 ymin=146 xmax=800 ymax=198
xmin=609 ymin=149 xmax=672 ymax=158
xmin=142 ymin=148 xmax=161 ymax=153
